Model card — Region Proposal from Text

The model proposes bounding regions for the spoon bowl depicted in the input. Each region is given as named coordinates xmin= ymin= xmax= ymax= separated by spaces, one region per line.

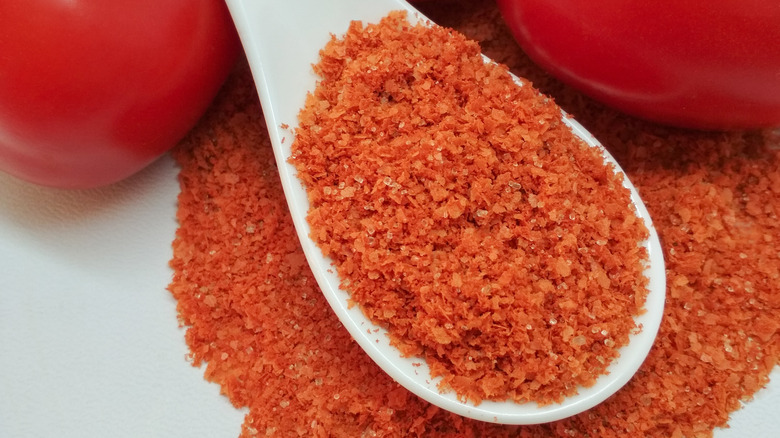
xmin=226 ymin=0 xmax=665 ymax=424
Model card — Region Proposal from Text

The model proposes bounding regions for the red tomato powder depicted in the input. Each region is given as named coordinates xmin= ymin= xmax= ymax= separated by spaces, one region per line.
xmin=168 ymin=1 xmax=779 ymax=436
xmin=288 ymin=11 xmax=649 ymax=405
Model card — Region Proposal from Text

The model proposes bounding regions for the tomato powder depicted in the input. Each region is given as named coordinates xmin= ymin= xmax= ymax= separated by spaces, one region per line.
xmin=169 ymin=1 xmax=779 ymax=437
xmin=288 ymin=12 xmax=649 ymax=405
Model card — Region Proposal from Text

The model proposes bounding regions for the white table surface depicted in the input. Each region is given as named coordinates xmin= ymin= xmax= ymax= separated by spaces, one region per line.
xmin=0 ymin=154 xmax=776 ymax=437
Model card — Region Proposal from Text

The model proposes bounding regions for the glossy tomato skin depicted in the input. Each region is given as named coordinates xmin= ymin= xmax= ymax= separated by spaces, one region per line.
xmin=497 ymin=0 xmax=780 ymax=129
xmin=0 ymin=1 xmax=239 ymax=188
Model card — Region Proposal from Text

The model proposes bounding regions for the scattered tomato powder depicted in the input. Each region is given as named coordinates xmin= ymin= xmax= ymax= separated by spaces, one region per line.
xmin=169 ymin=1 xmax=779 ymax=436
xmin=288 ymin=11 xmax=649 ymax=405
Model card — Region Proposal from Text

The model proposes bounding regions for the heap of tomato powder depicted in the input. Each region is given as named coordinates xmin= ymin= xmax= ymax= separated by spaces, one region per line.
xmin=288 ymin=12 xmax=649 ymax=405
xmin=169 ymin=1 xmax=779 ymax=436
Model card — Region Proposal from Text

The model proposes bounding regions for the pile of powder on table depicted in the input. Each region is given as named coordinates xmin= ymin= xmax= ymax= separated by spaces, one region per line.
xmin=289 ymin=11 xmax=650 ymax=405
xmin=168 ymin=0 xmax=778 ymax=436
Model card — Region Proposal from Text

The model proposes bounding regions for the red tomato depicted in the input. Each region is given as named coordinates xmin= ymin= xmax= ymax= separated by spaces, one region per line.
xmin=497 ymin=0 xmax=780 ymax=129
xmin=0 ymin=1 xmax=240 ymax=188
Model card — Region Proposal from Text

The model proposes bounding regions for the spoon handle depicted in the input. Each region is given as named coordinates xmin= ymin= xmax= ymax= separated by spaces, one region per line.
xmin=225 ymin=0 xmax=417 ymax=144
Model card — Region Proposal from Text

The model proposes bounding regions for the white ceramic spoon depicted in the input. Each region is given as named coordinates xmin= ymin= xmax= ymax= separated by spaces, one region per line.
xmin=225 ymin=0 xmax=666 ymax=424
